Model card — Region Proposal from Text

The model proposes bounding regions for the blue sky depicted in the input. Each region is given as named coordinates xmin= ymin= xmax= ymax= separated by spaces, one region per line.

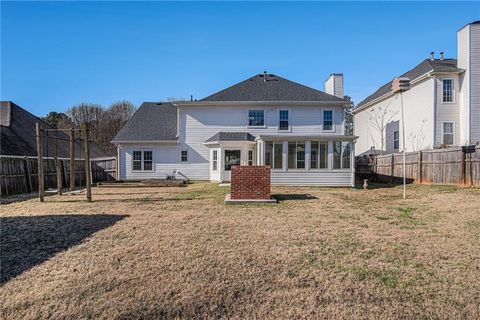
xmin=1 ymin=1 xmax=479 ymax=116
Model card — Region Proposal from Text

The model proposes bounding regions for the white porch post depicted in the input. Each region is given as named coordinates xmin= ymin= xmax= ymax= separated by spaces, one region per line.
xmin=258 ymin=140 xmax=265 ymax=165
xmin=282 ymin=141 xmax=288 ymax=171
xmin=328 ymin=141 xmax=334 ymax=171
xmin=305 ymin=141 xmax=311 ymax=171
xmin=351 ymin=141 xmax=356 ymax=187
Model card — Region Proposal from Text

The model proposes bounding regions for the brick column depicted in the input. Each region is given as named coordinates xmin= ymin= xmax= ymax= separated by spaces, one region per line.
xmin=230 ymin=165 xmax=270 ymax=200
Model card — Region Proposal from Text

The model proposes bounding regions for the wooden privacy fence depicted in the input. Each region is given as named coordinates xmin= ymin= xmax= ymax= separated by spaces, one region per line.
xmin=0 ymin=156 xmax=117 ymax=196
xmin=356 ymin=146 xmax=480 ymax=187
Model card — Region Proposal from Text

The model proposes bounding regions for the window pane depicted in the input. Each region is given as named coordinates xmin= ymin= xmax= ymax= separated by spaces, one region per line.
xmin=310 ymin=142 xmax=318 ymax=169
xmin=288 ymin=142 xmax=296 ymax=169
xmin=249 ymin=110 xmax=264 ymax=126
xmin=144 ymin=161 xmax=152 ymax=171
xmin=274 ymin=142 xmax=283 ymax=169
xmin=248 ymin=150 xmax=253 ymax=166
xmin=323 ymin=110 xmax=333 ymax=131
xmin=213 ymin=150 xmax=218 ymax=171
xmin=319 ymin=143 xmax=328 ymax=169
xmin=443 ymin=122 xmax=453 ymax=134
xmin=265 ymin=142 xmax=273 ymax=166
xmin=341 ymin=142 xmax=351 ymax=169
xmin=279 ymin=110 xmax=289 ymax=130
xmin=444 ymin=134 xmax=454 ymax=145
xmin=133 ymin=151 xmax=142 ymax=161
xmin=144 ymin=151 xmax=152 ymax=161
xmin=296 ymin=142 xmax=305 ymax=169
xmin=133 ymin=161 xmax=141 ymax=171
xmin=333 ymin=142 xmax=342 ymax=169
xmin=393 ymin=131 xmax=400 ymax=150
xmin=443 ymin=79 xmax=453 ymax=102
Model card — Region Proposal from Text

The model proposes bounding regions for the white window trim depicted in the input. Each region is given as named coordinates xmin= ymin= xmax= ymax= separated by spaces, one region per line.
xmin=393 ymin=131 xmax=400 ymax=150
xmin=131 ymin=150 xmax=154 ymax=172
xmin=212 ymin=150 xmax=218 ymax=171
xmin=277 ymin=109 xmax=292 ymax=132
xmin=247 ymin=109 xmax=267 ymax=128
xmin=322 ymin=109 xmax=335 ymax=133
xmin=180 ymin=149 xmax=189 ymax=163
xmin=441 ymin=78 xmax=455 ymax=104
xmin=441 ymin=121 xmax=455 ymax=145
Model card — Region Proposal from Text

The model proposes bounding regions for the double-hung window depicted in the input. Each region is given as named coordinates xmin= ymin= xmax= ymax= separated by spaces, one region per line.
xmin=248 ymin=150 xmax=254 ymax=166
xmin=393 ymin=131 xmax=400 ymax=150
xmin=442 ymin=79 xmax=454 ymax=103
xmin=310 ymin=142 xmax=328 ymax=170
xmin=132 ymin=150 xmax=153 ymax=171
xmin=279 ymin=110 xmax=289 ymax=131
xmin=323 ymin=110 xmax=333 ymax=131
xmin=442 ymin=122 xmax=454 ymax=145
xmin=248 ymin=110 xmax=265 ymax=127
xmin=265 ymin=142 xmax=283 ymax=169
xmin=333 ymin=142 xmax=351 ymax=169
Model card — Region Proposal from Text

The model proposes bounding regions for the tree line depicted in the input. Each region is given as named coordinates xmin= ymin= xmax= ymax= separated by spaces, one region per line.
xmin=42 ymin=101 xmax=136 ymax=155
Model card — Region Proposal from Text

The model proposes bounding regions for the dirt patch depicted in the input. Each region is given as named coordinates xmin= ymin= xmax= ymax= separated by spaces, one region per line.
xmin=1 ymin=183 xmax=479 ymax=319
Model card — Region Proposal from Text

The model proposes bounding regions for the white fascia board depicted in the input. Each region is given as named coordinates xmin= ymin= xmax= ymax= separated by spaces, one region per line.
xmin=176 ymin=101 xmax=349 ymax=108
xmin=256 ymin=134 xmax=358 ymax=141
xmin=112 ymin=140 xmax=178 ymax=144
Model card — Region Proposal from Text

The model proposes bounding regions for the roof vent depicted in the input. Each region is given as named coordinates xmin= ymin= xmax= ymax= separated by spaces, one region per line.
xmin=263 ymin=70 xmax=267 ymax=83
xmin=440 ymin=52 xmax=444 ymax=60
xmin=430 ymin=51 xmax=435 ymax=61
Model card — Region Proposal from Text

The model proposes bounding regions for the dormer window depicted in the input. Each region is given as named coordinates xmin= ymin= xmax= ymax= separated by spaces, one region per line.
xmin=442 ymin=79 xmax=454 ymax=103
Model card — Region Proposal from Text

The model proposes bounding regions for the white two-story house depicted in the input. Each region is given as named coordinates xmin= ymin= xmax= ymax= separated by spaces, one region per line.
xmin=113 ymin=73 xmax=356 ymax=186
xmin=353 ymin=21 xmax=480 ymax=155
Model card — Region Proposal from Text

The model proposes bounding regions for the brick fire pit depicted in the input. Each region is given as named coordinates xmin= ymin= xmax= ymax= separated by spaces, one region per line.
xmin=224 ymin=165 xmax=277 ymax=204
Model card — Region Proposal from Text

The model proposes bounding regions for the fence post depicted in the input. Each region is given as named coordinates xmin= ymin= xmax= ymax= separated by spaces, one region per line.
xmin=461 ymin=149 xmax=466 ymax=186
xmin=83 ymin=124 xmax=92 ymax=202
xmin=70 ymin=128 xmax=75 ymax=191
xmin=23 ymin=156 xmax=32 ymax=193
xmin=55 ymin=157 xmax=62 ymax=195
xmin=36 ymin=123 xmax=44 ymax=202
xmin=418 ymin=151 xmax=423 ymax=184
xmin=390 ymin=153 xmax=395 ymax=183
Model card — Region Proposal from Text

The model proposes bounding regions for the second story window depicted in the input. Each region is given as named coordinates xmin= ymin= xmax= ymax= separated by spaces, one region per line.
xmin=442 ymin=79 xmax=454 ymax=103
xmin=323 ymin=110 xmax=333 ymax=131
xmin=248 ymin=110 xmax=264 ymax=127
xmin=279 ymin=110 xmax=289 ymax=131
xmin=393 ymin=131 xmax=400 ymax=150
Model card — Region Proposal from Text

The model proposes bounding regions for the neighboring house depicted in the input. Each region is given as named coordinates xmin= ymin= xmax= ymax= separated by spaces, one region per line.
xmin=353 ymin=21 xmax=480 ymax=156
xmin=112 ymin=73 xmax=356 ymax=186
xmin=0 ymin=101 xmax=107 ymax=158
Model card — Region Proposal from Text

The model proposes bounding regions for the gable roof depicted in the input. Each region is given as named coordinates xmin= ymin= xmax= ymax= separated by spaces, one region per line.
xmin=201 ymin=73 xmax=346 ymax=102
xmin=356 ymin=59 xmax=464 ymax=109
xmin=205 ymin=132 xmax=256 ymax=143
xmin=0 ymin=101 xmax=107 ymax=158
xmin=111 ymin=102 xmax=177 ymax=143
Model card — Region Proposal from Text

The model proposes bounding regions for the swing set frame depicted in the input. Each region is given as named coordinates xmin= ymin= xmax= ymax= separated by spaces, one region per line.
xmin=35 ymin=122 xmax=92 ymax=202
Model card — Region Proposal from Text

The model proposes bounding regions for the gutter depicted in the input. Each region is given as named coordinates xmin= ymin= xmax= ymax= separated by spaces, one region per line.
xmin=111 ymin=140 xmax=178 ymax=144
xmin=176 ymin=100 xmax=350 ymax=107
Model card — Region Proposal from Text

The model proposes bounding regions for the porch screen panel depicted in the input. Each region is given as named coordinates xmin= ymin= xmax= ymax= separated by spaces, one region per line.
xmin=333 ymin=142 xmax=342 ymax=169
xmin=319 ymin=143 xmax=328 ymax=169
xmin=311 ymin=142 xmax=318 ymax=169
xmin=296 ymin=142 xmax=305 ymax=169
xmin=288 ymin=142 xmax=296 ymax=169
xmin=265 ymin=142 xmax=273 ymax=166
xmin=274 ymin=142 xmax=283 ymax=169
xmin=341 ymin=142 xmax=351 ymax=169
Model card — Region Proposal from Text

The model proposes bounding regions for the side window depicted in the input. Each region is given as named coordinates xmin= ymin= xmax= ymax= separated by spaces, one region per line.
xmin=393 ymin=131 xmax=400 ymax=150
xmin=442 ymin=79 xmax=454 ymax=103
xmin=443 ymin=122 xmax=454 ymax=145
xmin=143 ymin=151 xmax=153 ymax=170
xmin=181 ymin=150 xmax=188 ymax=162
xmin=212 ymin=150 xmax=218 ymax=171
xmin=248 ymin=150 xmax=254 ymax=166
xmin=279 ymin=110 xmax=289 ymax=131
xmin=132 ymin=151 xmax=153 ymax=171
xmin=323 ymin=110 xmax=333 ymax=131
xmin=248 ymin=110 xmax=265 ymax=127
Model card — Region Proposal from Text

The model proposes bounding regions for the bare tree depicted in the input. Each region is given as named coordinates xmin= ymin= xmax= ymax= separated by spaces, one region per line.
xmin=368 ymin=100 xmax=398 ymax=153
xmin=344 ymin=96 xmax=354 ymax=136
xmin=98 ymin=101 xmax=137 ymax=154
xmin=408 ymin=119 xmax=427 ymax=151
xmin=166 ymin=96 xmax=189 ymax=102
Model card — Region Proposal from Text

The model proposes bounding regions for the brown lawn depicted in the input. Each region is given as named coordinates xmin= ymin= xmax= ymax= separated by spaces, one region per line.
xmin=1 ymin=183 xmax=479 ymax=319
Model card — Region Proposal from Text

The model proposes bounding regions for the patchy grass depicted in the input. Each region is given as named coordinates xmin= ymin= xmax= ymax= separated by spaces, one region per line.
xmin=1 ymin=183 xmax=479 ymax=319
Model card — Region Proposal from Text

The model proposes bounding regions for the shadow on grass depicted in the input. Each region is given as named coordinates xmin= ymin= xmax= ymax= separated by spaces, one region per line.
xmin=0 ymin=214 xmax=127 ymax=284
xmin=354 ymin=182 xmax=405 ymax=190
xmin=272 ymin=194 xmax=318 ymax=202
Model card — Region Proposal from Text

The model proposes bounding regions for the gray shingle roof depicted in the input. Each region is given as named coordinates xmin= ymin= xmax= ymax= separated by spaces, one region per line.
xmin=205 ymin=132 xmax=256 ymax=143
xmin=201 ymin=73 xmax=346 ymax=102
xmin=112 ymin=102 xmax=177 ymax=142
xmin=0 ymin=101 xmax=108 ymax=157
xmin=356 ymin=59 xmax=463 ymax=108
